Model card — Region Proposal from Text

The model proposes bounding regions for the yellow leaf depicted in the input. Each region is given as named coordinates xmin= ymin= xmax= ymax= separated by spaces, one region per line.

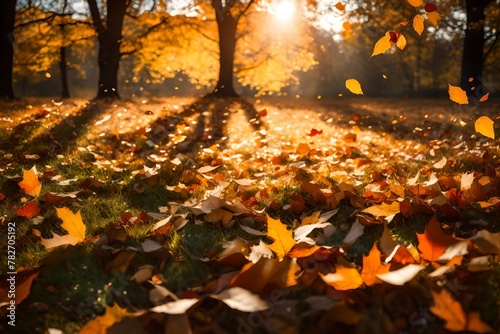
xmin=361 ymin=244 xmax=391 ymax=286
xmin=396 ymin=33 xmax=407 ymax=50
xmin=362 ymin=201 xmax=400 ymax=217
xmin=371 ymin=32 xmax=392 ymax=57
xmin=475 ymin=116 xmax=495 ymax=139
xmin=56 ymin=207 xmax=86 ymax=242
xmin=413 ymin=14 xmax=425 ymax=35
xmin=448 ymin=84 xmax=469 ymax=105
xmin=426 ymin=11 xmax=441 ymax=26
xmin=345 ymin=79 xmax=363 ymax=95
xmin=407 ymin=0 xmax=422 ymax=7
xmin=18 ymin=167 xmax=41 ymax=197
xmin=80 ymin=304 xmax=132 ymax=334
xmin=320 ymin=261 xmax=363 ymax=290
xmin=266 ymin=215 xmax=296 ymax=260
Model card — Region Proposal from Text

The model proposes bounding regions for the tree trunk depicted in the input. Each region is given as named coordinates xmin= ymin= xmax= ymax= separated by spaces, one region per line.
xmin=88 ymin=0 xmax=126 ymax=100
xmin=211 ymin=1 xmax=238 ymax=97
xmin=0 ymin=0 xmax=17 ymax=99
xmin=460 ymin=0 xmax=490 ymax=95
xmin=59 ymin=46 xmax=70 ymax=99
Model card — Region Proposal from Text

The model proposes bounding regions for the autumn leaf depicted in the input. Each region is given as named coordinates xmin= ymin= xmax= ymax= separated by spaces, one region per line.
xmin=335 ymin=2 xmax=345 ymax=11
xmin=430 ymin=289 xmax=466 ymax=332
xmin=80 ymin=303 xmax=134 ymax=334
xmin=408 ymin=0 xmax=422 ymax=7
xmin=426 ymin=9 xmax=441 ymax=26
xmin=396 ymin=33 xmax=407 ymax=50
xmin=16 ymin=201 xmax=40 ymax=218
xmin=0 ymin=268 xmax=39 ymax=306
xmin=56 ymin=207 xmax=86 ymax=242
xmin=362 ymin=201 xmax=400 ymax=218
xmin=413 ymin=14 xmax=425 ymax=35
xmin=376 ymin=264 xmax=425 ymax=285
xmin=371 ymin=33 xmax=393 ymax=57
xmin=361 ymin=244 xmax=391 ymax=286
xmin=18 ymin=167 xmax=41 ymax=197
xmin=475 ymin=116 xmax=495 ymax=139
xmin=266 ymin=215 xmax=296 ymax=259
xmin=479 ymin=92 xmax=489 ymax=102
xmin=320 ymin=259 xmax=363 ymax=291
xmin=417 ymin=215 xmax=455 ymax=261
xmin=41 ymin=232 xmax=79 ymax=249
xmin=448 ymin=84 xmax=468 ymax=104
xmin=345 ymin=79 xmax=363 ymax=95
xmin=424 ymin=3 xmax=438 ymax=12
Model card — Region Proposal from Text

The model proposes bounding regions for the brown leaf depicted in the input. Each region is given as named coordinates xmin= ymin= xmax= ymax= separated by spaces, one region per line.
xmin=16 ymin=201 xmax=40 ymax=218
xmin=0 ymin=268 xmax=39 ymax=308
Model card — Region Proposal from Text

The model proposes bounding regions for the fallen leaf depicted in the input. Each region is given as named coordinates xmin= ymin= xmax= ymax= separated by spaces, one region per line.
xmin=361 ymin=244 xmax=391 ymax=286
xmin=80 ymin=303 xmax=135 ymax=334
xmin=345 ymin=79 xmax=364 ymax=95
xmin=18 ymin=167 xmax=41 ymax=197
xmin=215 ymin=287 xmax=269 ymax=312
xmin=0 ymin=268 xmax=39 ymax=306
xmin=320 ymin=260 xmax=363 ymax=291
xmin=266 ymin=215 xmax=296 ymax=260
xmin=41 ymin=232 xmax=79 ymax=249
xmin=417 ymin=216 xmax=455 ymax=261
xmin=16 ymin=201 xmax=40 ymax=218
xmin=430 ymin=289 xmax=466 ymax=332
xmin=362 ymin=201 xmax=400 ymax=218
xmin=376 ymin=264 xmax=425 ymax=285
xmin=475 ymin=116 xmax=495 ymax=139
xmin=56 ymin=207 xmax=86 ymax=242
xmin=151 ymin=299 xmax=199 ymax=314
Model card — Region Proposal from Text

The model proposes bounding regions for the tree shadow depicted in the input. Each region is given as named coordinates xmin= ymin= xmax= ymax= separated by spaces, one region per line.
xmin=149 ymin=95 xmax=266 ymax=154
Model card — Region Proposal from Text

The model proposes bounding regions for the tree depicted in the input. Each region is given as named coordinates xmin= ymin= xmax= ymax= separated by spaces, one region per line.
xmin=87 ymin=0 xmax=129 ymax=99
xmin=0 ymin=0 xmax=17 ymax=99
xmin=459 ymin=0 xmax=496 ymax=94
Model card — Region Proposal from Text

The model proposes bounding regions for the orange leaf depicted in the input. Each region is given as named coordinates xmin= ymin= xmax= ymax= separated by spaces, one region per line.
xmin=430 ymin=289 xmax=466 ymax=331
xmin=475 ymin=116 xmax=495 ymax=139
xmin=16 ymin=201 xmax=40 ymax=218
xmin=466 ymin=312 xmax=496 ymax=333
xmin=413 ymin=14 xmax=425 ymax=35
xmin=416 ymin=216 xmax=455 ymax=261
xmin=18 ymin=167 xmax=41 ymax=197
xmin=320 ymin=260 xmax=363 ymax=290
xmin=258 ymin=109 xmax=267 ymax=117
xmin=345 ymin=79 xmax=364 ymax=95
xmin=408 ymin=0 xmax=422 ymax=7
xmin=288 ymin=244 xmax=321 ymax=258
xmin=335 ymin=2 xmax=345 ymax=11
xmin=448 ymin=84 xmax=468 ymax=104
xmin=266 ymin=215 xmax=296 ymax=259
xmin=362 ymin=201 xmax=400 ymax=217
xmin=80 ymin=303 xmax=133 ymax=334
xmin=396 ymin=33 xmax=407 ymax=50
xmin=371 ymin=32 xmax=393 ymax=57
xmin=479 ymin=92 xmax=489 ymax=102
xmin=56 ymin=207 xmax=86 ymax=242
xmin=426 ymin=10 xmax=441 ymax=26
xmin=361 ymin=244 xmax=391 ymax=286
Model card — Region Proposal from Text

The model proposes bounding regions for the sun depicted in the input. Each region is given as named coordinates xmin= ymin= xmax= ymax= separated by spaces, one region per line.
xmin=273 ymin=0 xmax=296 ymax=22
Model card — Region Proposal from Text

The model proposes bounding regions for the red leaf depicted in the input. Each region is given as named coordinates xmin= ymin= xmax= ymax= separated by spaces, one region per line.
xmin=424 ymin=3 xmax=437 ymax=12
xmin=258 ymin=109 xmax=267 ymax=117
xmin=16 ymin=201 xmax=41 ymax=218
xmin=479 ymin=93 xmax=489 ymax=103
xmin=0 ymin=193 xmax=5 ymax=201
xmin=389 ymin=31 xmax=398 ymax=44
xmin=308 ymin=129 xmax=323 ymax=137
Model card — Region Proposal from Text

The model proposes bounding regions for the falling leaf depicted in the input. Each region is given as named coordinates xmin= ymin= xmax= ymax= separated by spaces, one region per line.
xmin=320 ymin=260 xmax=363 ymax=291
xmin=18 ymin=167 xmax=41 ymax=197
xmin=413 ymin=14 xmax=425 ymax=35
xmin=426 ymin=11 xmax=441 ymax=26
xmin=361 ymin=244 xmax=391 ymax=286
xmin=56 ymin=207 xmax=86 ymax=242
xmin=479 ymin=92 xmax=489 ymax=102
xmin=376 ymin=264 xmax=425 ymax=285
xmin=448 ymin=85 xmax=468 ymax=105
xmin=408 ymin=0 xmax=422 ymax=7
xmin=16 ymin=201 xmax=40 ymax=218
xmin=416 ymin=216 xmax=455 ymax=261
xmin=335 ymin=2 xmax=345 ymax=11
xmin=371 ymin=32 xmax=393 ymax=57
xmin=474 ymin=116 xmax=495 ymax=139
xmin=308 ymin=128 xmax=323 ymax=137
xmin=258 ymin=109 xmax=267 ymax=117
xmin=345 ymin=79 xmax=364 ymax=95
xmin=266 ymin=215 xmax=296 ymax=259
xmin=362 ymin=201 xmax=400 ymax=218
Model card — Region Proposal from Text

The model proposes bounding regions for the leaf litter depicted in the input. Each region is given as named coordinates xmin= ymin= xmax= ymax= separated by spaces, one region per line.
xmin=0 ymin=97 xmax=499 ymax=333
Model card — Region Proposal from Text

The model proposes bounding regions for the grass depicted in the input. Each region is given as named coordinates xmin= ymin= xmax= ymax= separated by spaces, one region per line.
xmin=1 ymin=96 xmax=499 ymax=333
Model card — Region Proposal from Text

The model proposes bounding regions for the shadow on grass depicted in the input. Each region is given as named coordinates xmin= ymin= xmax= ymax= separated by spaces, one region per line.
xmin=149 ymin=95 xmax=265 ymax=154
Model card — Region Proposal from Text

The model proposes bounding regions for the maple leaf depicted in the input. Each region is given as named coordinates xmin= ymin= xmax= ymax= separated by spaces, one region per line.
xmin=448 ymin=85 xmax=468 ymax=104
xmin=16 ymin=201 xmax=40 ymax=218
xmin=345 ymin=79 xmax=363 ymax=95
xmin=417 ymin=216 xmax=455 ymax=261
xmin=362 ymin=201 xmax=400 ymax=218
xmin=320 ymin=259 xmax=363 ymax=291
xmin=266 ymin=215 xmax=296 ymax=259
xmin=56 ymin=207 xmax=86 ymax=242
xmin=18 ymin=167 xmax=41 ymax=197
xmin=413 ymin=14 xmax=425 ymax=35
xmin=80 ymin=303 xmax=134 ymax=334
xmin=474 ymin=116 xmax=495 ymax=139
xmin=361 ymin=244 xmax=391 ymax=286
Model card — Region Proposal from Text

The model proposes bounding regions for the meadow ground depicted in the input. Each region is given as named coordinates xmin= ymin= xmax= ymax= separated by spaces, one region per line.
xmin=0 ymin=96 xmax=499 ymax=333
